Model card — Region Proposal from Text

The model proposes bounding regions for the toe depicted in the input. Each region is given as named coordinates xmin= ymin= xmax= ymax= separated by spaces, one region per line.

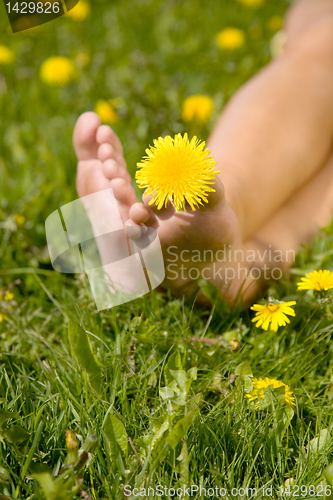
xmin=142 ymin=192 xmax=176 ymax=217
xmin=96 ymin=125 xmax=124 ymax=155
xmin=103 ymin=159 xmax=131 ymax=183
xmin=129 ymin=202 xmax=154 ymax=224
xmin=73 ymin=112 xmax=101 ymax=161
xmin=97 ymin=143 xmax=127 ymax=168
xmin=109 ymin=177 xmax=137 ymax=206
xmin=200 ymin=176 xmax=226 ymax=210
xmin=124 ymin=220 xmax=145 ymax=241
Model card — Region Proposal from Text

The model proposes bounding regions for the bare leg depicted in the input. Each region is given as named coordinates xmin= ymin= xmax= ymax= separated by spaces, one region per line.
xmin=208 ymin=0 xmax=333 ymax=240
xmin=250 ymin=153 xmax=333 ymax=268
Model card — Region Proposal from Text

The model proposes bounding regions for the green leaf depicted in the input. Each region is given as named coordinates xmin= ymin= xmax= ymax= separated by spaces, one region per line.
xmin=104 ymin=414 xmax=128 ymax=458
xmin=176 ymin=440 xmax=189 ymax=491
xmin=34 ymin=472 xmax=61 ymax=500
xmin=155 ymin=393 xmax=202 ymax=465
xmin=236 ymin=375 xmax=253 ymax=393
xmin=82 ymin=434 xmax=98 ymax=454
xmin=4 ymin=425 xmax=30 ymax=444
xmin=170 ymin=369 xmax=193 ymax=396
xmin=29 ymin=462 xmax=52 ymax=474
xmin=0 ymin=409 xmax=17 ymax=427
xmin=186 ymin=393 xmax=203 ymax=414
xmin=68 ymin=319 xmax=102 ymax=396
xmin=268 ymin=385 xmax=285 ymax=403
xmin=275 ymin=405 xmax=294 ymax=441
xmin=138 ymin=417 xmax=171 ymax=455
xmin=324 ymin=464 xmax=333 ymax=486
xmin=235 ymin=362 xmax=253 ymax=377
xmin=164 ymin=351 xmax=182 ymax=387
xmin=188 ymin=367 xmax=197 ymax=381
xmin=159 ymin=387 xmax=175 ymax=400
xmin=309 ymin=429 xmax=330 ymax=455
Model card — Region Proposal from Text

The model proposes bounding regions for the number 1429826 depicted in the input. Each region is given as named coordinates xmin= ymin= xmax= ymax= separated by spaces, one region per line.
xmin=6 ymin=2 xmax=60 ymax=14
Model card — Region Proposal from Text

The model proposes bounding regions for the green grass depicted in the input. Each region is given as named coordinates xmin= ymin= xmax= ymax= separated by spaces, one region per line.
xmin=2 ymin=0 xmax=333 ymax=498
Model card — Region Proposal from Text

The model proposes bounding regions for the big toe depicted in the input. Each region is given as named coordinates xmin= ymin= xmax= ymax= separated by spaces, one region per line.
xmin=142 ymin=192 xmax=176 ymax=218
xmin=200 ymin=176 xmax=226 ymax=210
xmin=73 ymin=112 xmax=101 ymax=161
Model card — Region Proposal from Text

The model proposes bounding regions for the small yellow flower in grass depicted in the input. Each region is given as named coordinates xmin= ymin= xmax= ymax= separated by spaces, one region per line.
xmin=216 ymin=28 xmax=245 ymax=50
xmin=297 ymin=270 xmax=333 ymax=292
xmin=65 ymin=429 xmax=78 ymax=450
xmin=236 ymin=0 xmax=264 ymax=6
xmin=246 ymin=377 xmax=295 ymax=407
xmin=182 ymin=95 xmax=214 ymax=125
xmin=136 ymin=133 xmax=220 ymax=212
xmin=94 ymin=100 xmax=119 ymax=124
xmin=40 ymin=57 xmax=76 ymax=87
xmin=0 ymin=45 xmax=14 ymax=65
xmin=66 ymin=1 xmax=90 ymax=21
xmin=251 ymin=300 xmax=296 ymax=332
xmin=267 ymin=16 xmax=283 ymax=32
xmin=14 ymin=214 xmax=25 ymax=226
xmin=4 ymin=291 xmax=14 ymax=301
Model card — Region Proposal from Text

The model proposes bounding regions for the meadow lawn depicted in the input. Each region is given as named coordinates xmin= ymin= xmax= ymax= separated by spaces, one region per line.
xmin=1 ymin=0 xmax=333 ymax=498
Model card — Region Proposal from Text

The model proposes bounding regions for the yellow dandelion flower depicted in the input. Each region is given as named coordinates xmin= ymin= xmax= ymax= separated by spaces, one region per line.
xmin=236 ymin=0 xmax=264 ymax=7
xmin=246 ymin=377 xmax=295 ymax=407
xmin=65 ymin=429 xmax=78 ymax=450
xmin=40 ymin=57 xmax=76 ymax=87
xmin=4 ymin=291 xmax=14 ymax=301
xmin=267 ymin=16 xmax=283 ymax=32
xmin=0 ymin=45 xmax=14 ymax=65
xmin=136 ymin=133 xmax=220 ymax=212
xmin=182 ymin=95 xmax=214 ymax=125
xmin=216 ymin=28 xmax=245 ymax=50
xmin=66 ymin=1 xmax=90 ymax=21
xmin=94 ymin=100 xmax=119 ymax=124
xmin=229 ymin=338 xmax=241 ymax=352
xmin=14 ymin=214 xmax=25 ymax=226
xmin=297 ymin=270 xmax=333 ymax=292
xmin=251 ymin=300 xmax=296 ymax=332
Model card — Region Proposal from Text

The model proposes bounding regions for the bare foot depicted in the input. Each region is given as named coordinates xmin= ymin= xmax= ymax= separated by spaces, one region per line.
xmin=73 ymin=112 xmax=149 ymax=308
xmin=126 ymin=177 xmax=246 ymax=301
xmin=73 ymin=111 xmax=137 ymax=223
xmin=73 ymin=113 xmax=264 ymax=306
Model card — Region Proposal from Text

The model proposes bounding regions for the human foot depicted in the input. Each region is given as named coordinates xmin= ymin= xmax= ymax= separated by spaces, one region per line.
xmin=73 ymin=111 xmax=137 ymax=224
xmin=73 ymin=112 xmax=151 ymax=306
xmin=126 ymin=174 xmax=250 ymax=302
